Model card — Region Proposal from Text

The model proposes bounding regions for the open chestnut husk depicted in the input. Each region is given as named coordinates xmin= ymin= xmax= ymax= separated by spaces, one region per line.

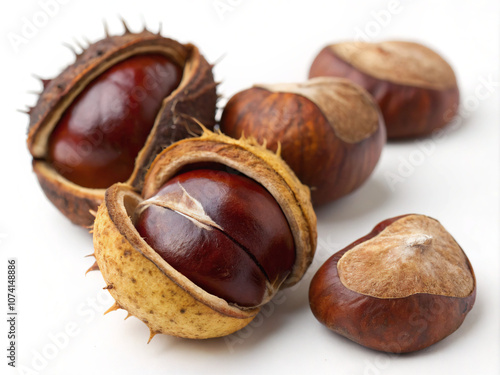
xmin=220 ymin=77 xmax=386 ymax=206
xmin=93 ymin=129 xmax=317 ymax=339
xmin=309 ymin=41 xmax=459 ymax=139
xmin=27 ymin=29 xmax=217 ymax=226
xmin=309 ymin=214 xmax=476 ymax=353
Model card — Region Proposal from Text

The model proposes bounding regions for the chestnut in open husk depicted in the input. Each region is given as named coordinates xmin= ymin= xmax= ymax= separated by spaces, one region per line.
xmin=27 ymin=28 xmax=217 ymax=226
xmin=220 ymin=77 xmax=386 ymax=206
xmin=309 ymin=214 xmax=475 ymax=353
xmin=309 ymin=41 xmax=459 ymax=139
xmin=92 ymin=129 xmax=317 ymax=339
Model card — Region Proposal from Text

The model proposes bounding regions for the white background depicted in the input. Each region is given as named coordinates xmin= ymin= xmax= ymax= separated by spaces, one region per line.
xmin=1 ymin=0 xmax=499 ymax=374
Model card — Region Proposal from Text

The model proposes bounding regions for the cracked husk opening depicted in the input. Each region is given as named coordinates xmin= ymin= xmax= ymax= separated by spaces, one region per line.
xmin=93 ymin=130 xmax=317 ymax=338
xmin=94 ymin=184 xmax=258 ymax=339
xmin=28 ymin=32 xmax=188 ymax=159
xmin=27 ymin=30 xmax=216 ymax=226
xmin=141 ymin=129 xmax=317 ymax=288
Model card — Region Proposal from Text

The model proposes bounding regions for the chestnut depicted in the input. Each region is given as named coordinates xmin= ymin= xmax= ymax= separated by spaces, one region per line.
xmin=219 ymin=77 xmax=386 ymax=206
xmin=47 ymin=54 xmax=182 ymax=189
xmin=309 ymin=41 xmax=460 ymax=139
xmin=26 ymin=28 xmax=217 ymax=226
xmin=309 ymin=214 xmax=476 ymax=353
xmin=92 ymin=129 xmax=317 ymax=339
xmin=134 ymin=168 xmax=295 ymax=308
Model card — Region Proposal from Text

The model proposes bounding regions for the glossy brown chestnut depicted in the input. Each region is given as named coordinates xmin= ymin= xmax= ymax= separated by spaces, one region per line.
xmin=220 ymin=77 xmax=386 ymax=206
xmin=134 ymin=168 xmax=295 ymax=307
xmin=48 ymin=54 xmax=182 ymax=189
xmin=309 ymin=41 xmax=460 ymax=139
xmin=309 ymin=214 xmax=476 ymax=353
xmin=27 ymin=29 xmax=217 ymax=226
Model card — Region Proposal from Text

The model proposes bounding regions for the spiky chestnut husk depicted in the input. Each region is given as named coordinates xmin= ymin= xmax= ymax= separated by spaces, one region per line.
xmin=309 ymin=41 xmax=459 ymax=139
xmin=220 ymin=77 xmax=386 ymax=205
xmin=309 ymin=214 xmax=476 ymax=353
xmin=27 ymin=28 xmax=217 ymax=227
xmin=93 ymin=129 xmax=317 ymax=339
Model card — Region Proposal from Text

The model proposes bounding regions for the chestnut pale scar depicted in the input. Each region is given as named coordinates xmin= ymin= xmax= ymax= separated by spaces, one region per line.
xmin=337 ymin=215 xmax=474 ymax=298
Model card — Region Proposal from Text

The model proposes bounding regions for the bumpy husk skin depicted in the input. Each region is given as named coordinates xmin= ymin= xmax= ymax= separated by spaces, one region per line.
xmin=309 ymin=214 xmax=476 ymax=353
xmin=27 ymin=30 xmax=217 ymax=227
xmin=94 ymin=185 xmax=257 ymax=339
xmin=93 ymin=130 xmax=317 ymax=339
xmin=309 ymin=42 xmax=459 ymax=139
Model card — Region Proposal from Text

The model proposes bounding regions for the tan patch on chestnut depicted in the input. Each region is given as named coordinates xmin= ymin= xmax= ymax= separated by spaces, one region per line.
xmin=337 ymin=214 xmax=474 ymax=298
xmin=256 ymin=77 xmax=379 ymax=144
xmin=329 ymin=41 xmax=457 ymax=89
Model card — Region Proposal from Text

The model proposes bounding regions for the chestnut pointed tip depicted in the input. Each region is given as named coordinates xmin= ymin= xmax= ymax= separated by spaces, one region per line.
xmin=62 ymin=42 xmax=81 ymax=57
xmin=89 ymin=209 xmax=97 ymax=218
xmin=147 ymin=328 xmax=158 ymax=344
xmin=31 ymin=74 xmax=52 ymax=89
xmin=157 ymin=22 xmax=162 ymax=35
xmin=85 ymin=261 xmax=99 ymax=275
xmin=119 ymin=16 xmax=131 ymax=34
xmin=17 ymin=108 xmax=32 ymax=115
xmin=276 ymin=141 xmax=282 ymax=157
xmin=104 ymin=302 xmax=121 ymax=315
xmin=139 ymin=14 xmax=147 ymax=32
xmin=73 ymin=37 xmax=85 ymax=51
xmin=213 ymin=53 xmax=226 ymax=67
xmin=102 ymin=19 xmax=111 ymax=37
xmin=175 ymin=113 xmax=207 ymax=137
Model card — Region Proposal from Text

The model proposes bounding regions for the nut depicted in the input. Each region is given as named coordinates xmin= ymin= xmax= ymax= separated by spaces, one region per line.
xmin=93 ymin=129 xmax=317 ymax=339
xmin=134 ymin=168 xmax=296 ymax=308
xmin=26 ymin=28 xmax=217 ymax=226
xmin=309 ymin=41 xmax=459 ymax=139
xmin=309 ymin=214 xmax=476 ymax=353
xmin=220 ymin=77 xmax=386 ymax=206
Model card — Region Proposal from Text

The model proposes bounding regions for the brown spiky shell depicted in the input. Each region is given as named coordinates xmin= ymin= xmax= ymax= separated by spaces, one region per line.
xmin=27 ymin=28 xmax=217 ymax=226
